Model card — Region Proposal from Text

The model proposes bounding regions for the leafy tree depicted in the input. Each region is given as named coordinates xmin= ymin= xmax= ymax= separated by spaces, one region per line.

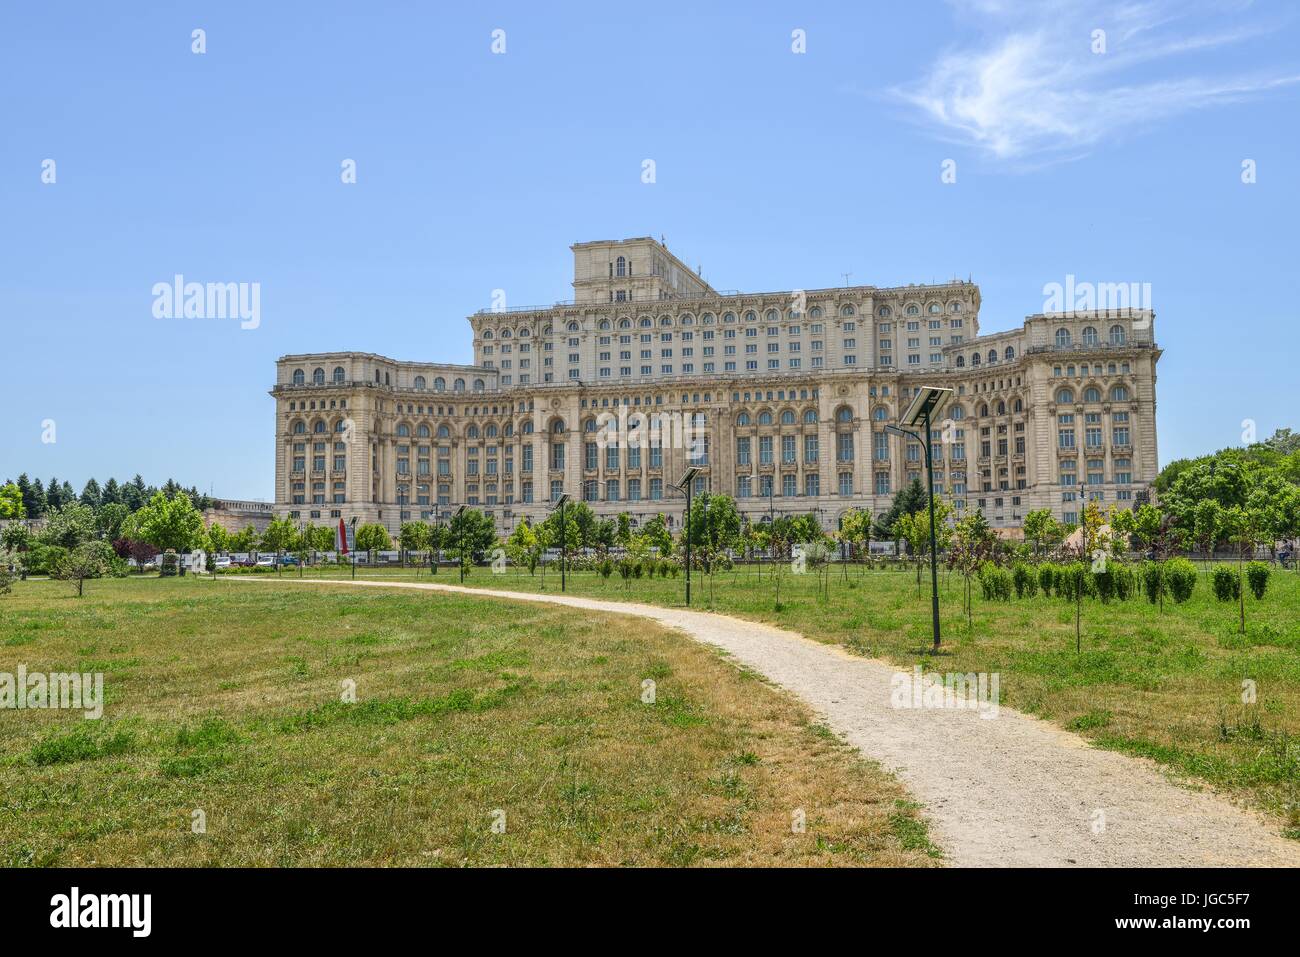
xmin=399 ymin=521 xmax=432 ymax=562
xmin=204 ymin=522 xmax=232 ymax=555
xmin=447 ymin=509 xmax=497 ymax=564
xmin=229 ymin=525 xmax=259 ymax=553
xmin=615 ymin=513 xmax=633 ymax=548
xmin=684 ymin=493 xmax=742 ymax=605
xmin=506 ymin=521 xmax=543 ymax=575
xmin=873 ymin=477 xmax=928 ymax=545
xmin=101 ymin=477 xmax=122 ymax=506
xmin=125 ymin=492 xmax=205 ymax=553
xmin=0 ymin=482 xmax=25 ymax=520
xmin=948 ymin=510 xmax=995 ymax=629
xmin=1022 ymin=508 xmax=1060 ymax=559
xmin=79 ymin=478 xmax=102 ymax=507
xmin=40 ymin=502 xmax=99 ymax=550
xmin=639 ymin=514 xmax=672 ymax=555
xmin=838 ymin=508 xmax=873 ymax=567
xmin=18 ymin=474 xmax=46 ymax=518
xmin=355 ymin=523 xmax=391 ymax=561
xmin=52 ymin=540 xmax=116 ymax=597
xmin=96 ymin=502 xmax=130 ymax=541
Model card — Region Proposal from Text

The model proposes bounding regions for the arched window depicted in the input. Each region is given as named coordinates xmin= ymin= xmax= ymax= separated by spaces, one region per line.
xmin=466 ymin=425 xmax=479 ymax=439
xmin=1055 ymin=388 xmax=1075 ymax=404
xmin=292 ymin=369 xmax=305 ymax=385
xmin=396 ymin=424 xmax=411 ymax=437
xmin=1082 ymin=326 xmax=1099 ymax=346
xmin=619 ymin=318 xmax=631 ymax=329
xmin=950 ymin=301 xmax=962 ymax=313
xmin=584 ymin=418 xmax=597 ymax=432
xmin=906 ymin=304 xmax=919 ymax=316
xmin=743 ymin=311 xmax=756 ymax=322
xmin=928 ymin=302 xmax=941 ymax=314
xmin=809 ymin=306 xmax=822 ymax=318
xmin=312 ymin=368 xmax=325 ymax=385
xmin=1084 ymin=387 xmax=1101 ymax=403
xmin=971 ymin=353 xmax=981 ymax=366
xmin=416 ymin=424 xmax=430 ymax=438
xmin=1111 ymin=385 xmax=1129 ymax=401
xmin=598 ymin=319 xmax=611 ymax=330
xmin=978 ymin=403 xmax=989 ymax=417
xmin=1055 ymin=328 xmax=1072 ymax=347
xmin=551 ymin=420 xmax=565 ymax=434
xmin=988 ymin=350 xmax=998 ymax=364
xmin=313 ymin=420 xmax=327 ymax=434
xmin=486 ymin=424 xmax=498 ymax=438
xmin=1004 ymin=346 xmax=1015 ymax=361
xmin=956 ymin=355 xmax=965 ymax=367
xmin=877 ymin=305 xmax=891 ymax=317
xmin=758 ymin=411 xmax=773 ymax=425
xmin=996 ymin=400 xmax=1006 ymax=415
xmin=780 ymin=410 xmax=795 ymax=425
xmin=567 ymin=321 xmax=579 ymax=332
xmin=765 ymin=309 xmax=778 ymax=322
xmin=332 ymin=366 xmax=345 ymax=383
xmin=473 ymin=379 xmax=485 ymax=392
xmin=950 ymin=405 xmax=965 ymax=420
xmin=414 ymin=376 xmax=426 ymax=390
xmin=803 ymin=409 xmax=817 ymax=424
xmin=292 ymin=421 xmax=306 ymax=434
xmin=1109 ymin=324 xmax=1126 ymax=345
xmin=334 ymin=420 xmax=347 ymax=432
xmin=482 ymin=330 xmax=494 ymax=340
xmin=1013 ymin=398 xmax=1023 ymax=412
xmin=871 ymin=407 xmax=885 ymax=421
xmin=736 ymin=412 xmax=751 ymax=426
xmin=434 ymin=377 xmax=445 ymax=391
xmin=522 ymin=421 xmax=534 ymax=434
xmin=615 ymin=256 xmax=626 ymax=277
xmin=840 ymin=304 xmax=855 ymax=316
xmin=639 ymin=317 xmax=652 ymax=328
xmin=454 ymin=378 xmax=466 ymax=392
xmin=437 ymin=425 xmax=451 ymax=438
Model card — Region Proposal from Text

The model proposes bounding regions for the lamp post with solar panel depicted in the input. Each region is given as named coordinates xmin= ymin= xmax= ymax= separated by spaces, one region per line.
xmin=885 ymin=386 xmax=953 ymax=653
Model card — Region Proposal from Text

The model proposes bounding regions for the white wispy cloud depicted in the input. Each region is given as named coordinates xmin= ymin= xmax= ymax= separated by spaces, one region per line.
xmin=892 ymin=0 xmax=1300 ymax=161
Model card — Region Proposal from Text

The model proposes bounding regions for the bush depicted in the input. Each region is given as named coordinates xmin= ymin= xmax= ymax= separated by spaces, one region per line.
xmin=1011 ymin=563 xmax=1038 ymax=598
xmin=1056 ymin=563 xmax=1091 ymax=601
xmin=1212 ymin=565 xmax=1240 ymax=602
xmin=1037 ymin=563 xmax=1056 ymax=597
xmin=1245 ymin=561 xmax=1270 ymax=600
xmin=1111 ymin=563 xmax=1136 ymax=601
xmin=1164 ymin=558 xmax=1197 ymax=604
xmin=1093 ymin=567 xmax=1116 ymax=603
xmin=978 ymin=562 xmax=1012 ymax=601
xmin=160 ymin=551 xmax=180 ymax=577
xmin=598 ymin=558 xmax=613 ymax=581
xmin=1140 ymin=561 xmax=1164 ymax=604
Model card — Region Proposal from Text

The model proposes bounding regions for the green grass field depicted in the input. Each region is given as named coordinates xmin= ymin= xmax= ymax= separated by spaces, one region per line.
xmin=303 ymin=558 xmax=1300 ymax=835
xmin=0 ymin=577 xmax=938 ymax=867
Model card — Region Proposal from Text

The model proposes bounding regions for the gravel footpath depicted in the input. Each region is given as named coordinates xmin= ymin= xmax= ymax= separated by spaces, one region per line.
xmin=244 ymin=576 xmax=1300 ymax=867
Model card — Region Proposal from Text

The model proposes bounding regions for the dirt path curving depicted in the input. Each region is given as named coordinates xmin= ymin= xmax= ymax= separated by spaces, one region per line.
xmin=240 ymin=577 xmax=1300 ymax=867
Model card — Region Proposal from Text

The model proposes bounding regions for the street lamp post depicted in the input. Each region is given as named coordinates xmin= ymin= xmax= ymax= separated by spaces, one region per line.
xmin=886 ymin=386 xmax=953 ymax=654
xmin=672 ymin=467 xmax=702 ymax=607
xmin=452 ymin=505 xmax=467 ymax=583
xmin=550 ymin=494 xmax=571 ymax=592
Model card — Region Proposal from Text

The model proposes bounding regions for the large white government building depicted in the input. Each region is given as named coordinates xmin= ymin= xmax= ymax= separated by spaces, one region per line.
xmin=271 ymin=237 xmax=1160 ymax=537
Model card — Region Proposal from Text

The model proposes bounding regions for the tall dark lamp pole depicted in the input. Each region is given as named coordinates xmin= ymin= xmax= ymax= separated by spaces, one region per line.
xmin=672 ymin=467 xmax=702 ymax=607
xmin=452 ymin=505 xmax=467 ymax=583
xmin=887 ymin=386 xmax=953 ymax=654
xmin=550 ymin=493 xmax=570 ymax=592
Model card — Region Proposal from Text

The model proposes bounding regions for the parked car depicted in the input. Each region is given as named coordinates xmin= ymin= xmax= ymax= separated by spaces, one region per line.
xmin=278 ymin=555 xmax=299 ymax=566
xmin=255 ymin=555 xmax=275 ymax=567
xmin=215 ymin=556 xmax=232 ymax=570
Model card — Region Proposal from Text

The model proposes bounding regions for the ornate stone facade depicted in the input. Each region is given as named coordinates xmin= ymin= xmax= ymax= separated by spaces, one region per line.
xmin=271 ymin=237 xmax=1160 ymax=537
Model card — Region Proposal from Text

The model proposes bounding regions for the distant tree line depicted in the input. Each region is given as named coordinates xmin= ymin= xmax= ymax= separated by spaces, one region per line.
xmin=0 ymin=473 xmax=214 ymax=520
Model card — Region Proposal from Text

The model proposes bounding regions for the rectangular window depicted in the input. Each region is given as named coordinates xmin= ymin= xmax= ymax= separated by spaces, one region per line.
xmin=736 ymin=436 xmax=751 ymax=465
xmin=804 ymin=435 xmax=818 ymax=464
xmin=759 ymin=436 xmax=773 ymax=465
xmin=782 ymin=473 xmax=797 ymax=497
xmin=782 ymin=435 xmax=796 ymax=464
xmin=804 ymin=473 xmax=819 ymax=497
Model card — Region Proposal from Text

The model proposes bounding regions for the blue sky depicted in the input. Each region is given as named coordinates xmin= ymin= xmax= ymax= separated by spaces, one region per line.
xmin=3 ymin=0 xmax=1298 ymax=500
